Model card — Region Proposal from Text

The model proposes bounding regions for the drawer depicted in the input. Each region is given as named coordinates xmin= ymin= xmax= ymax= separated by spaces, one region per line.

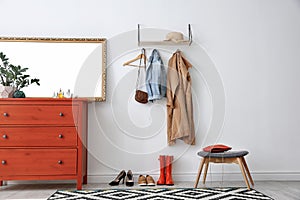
xmin=0 ymin=105 xmax=78 ymax=125
xmin=0 ymin=127 xmax=77 ymax=147
xmin=0 ymin=149 xmax=77 ymax=176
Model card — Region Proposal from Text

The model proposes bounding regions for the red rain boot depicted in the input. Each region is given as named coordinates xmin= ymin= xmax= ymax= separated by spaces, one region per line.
xmin=165 ymin=155 xmax=174 ymax=186
xmin=157 ymin=155 xmax=166 ymax=185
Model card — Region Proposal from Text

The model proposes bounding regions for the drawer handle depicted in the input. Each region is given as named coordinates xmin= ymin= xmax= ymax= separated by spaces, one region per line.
xmin=59 ymin=112 xmax=64 ymax=117
xmin=58 ymin=134 xmax=63 ymax=138
xmin=3 ymin=113 xmax=8 ymax=117
xmin=2 ymin=135 xmax=7 ymax=139
xmin=58 ymin=160 xmax=63 ymax=164
xmin=1 ymin=160 xmax=6 ymax=165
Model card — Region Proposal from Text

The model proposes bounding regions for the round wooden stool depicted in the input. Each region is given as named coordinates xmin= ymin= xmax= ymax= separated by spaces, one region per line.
xmin=194 ymin=150 xmax=254 ymax=190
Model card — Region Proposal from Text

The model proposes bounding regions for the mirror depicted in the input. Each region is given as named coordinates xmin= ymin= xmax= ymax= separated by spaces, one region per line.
xmin=0 ymin=37 xmax=106 ymax=101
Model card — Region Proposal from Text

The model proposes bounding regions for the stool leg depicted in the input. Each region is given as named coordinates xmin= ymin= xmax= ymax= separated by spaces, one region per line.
xmin=237 ymin=157 xmax=251 ymax=190
xmin=203 ymin=159 xmax=209 ymax=184
xmin=194 ymin=158 xmax=206 ymax=188
xmin=241 ymin=157 xmax=254 ymax=186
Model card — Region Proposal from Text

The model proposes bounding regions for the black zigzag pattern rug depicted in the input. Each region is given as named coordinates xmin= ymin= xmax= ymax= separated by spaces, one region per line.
xmin=48 ymin=187 xmax=274 ymax=200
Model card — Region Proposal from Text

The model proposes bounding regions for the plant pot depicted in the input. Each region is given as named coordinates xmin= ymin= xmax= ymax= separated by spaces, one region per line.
xmin=13 ymin=90 xmax=26 ymax=98
xmin=0 ymin=85 xmax=16 ymax=98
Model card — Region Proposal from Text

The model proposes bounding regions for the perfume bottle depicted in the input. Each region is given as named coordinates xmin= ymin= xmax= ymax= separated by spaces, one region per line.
xmin=65 ymin=89 xmax=71 ymax=98
xmin=58 ymin=89 xmax=64 ymax=98
xmin=52 ymin=92 xmax=57 ymax=98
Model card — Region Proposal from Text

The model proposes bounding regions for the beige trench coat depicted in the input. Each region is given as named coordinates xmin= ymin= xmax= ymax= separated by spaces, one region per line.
xmin=167 ymin=51 xmax=195 ymax=145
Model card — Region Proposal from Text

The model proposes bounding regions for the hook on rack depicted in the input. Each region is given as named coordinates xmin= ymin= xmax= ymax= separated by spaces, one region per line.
xmin=188 ymin=24 xmax=192 ymax=46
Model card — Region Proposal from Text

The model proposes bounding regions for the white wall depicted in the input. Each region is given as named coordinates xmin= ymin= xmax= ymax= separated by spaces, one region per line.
xmin=1 ymin=0 xmax=300 ymax=182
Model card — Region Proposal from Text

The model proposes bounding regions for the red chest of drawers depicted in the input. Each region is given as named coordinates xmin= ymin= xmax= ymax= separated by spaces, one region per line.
xmin=0 ymin=98 xmax=88 ymax=190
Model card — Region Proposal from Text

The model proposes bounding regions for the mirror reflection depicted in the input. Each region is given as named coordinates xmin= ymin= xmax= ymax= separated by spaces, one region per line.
xmin=0 ymin=37 xmax=106 ymax=101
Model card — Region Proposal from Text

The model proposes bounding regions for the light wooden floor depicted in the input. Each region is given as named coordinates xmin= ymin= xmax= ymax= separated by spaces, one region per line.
xmin=0 ymin=181 xmax=299 ymax=199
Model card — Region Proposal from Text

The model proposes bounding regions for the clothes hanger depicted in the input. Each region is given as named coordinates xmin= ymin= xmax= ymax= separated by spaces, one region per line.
xmin=123 ymin=48 xmax=147 ymax=67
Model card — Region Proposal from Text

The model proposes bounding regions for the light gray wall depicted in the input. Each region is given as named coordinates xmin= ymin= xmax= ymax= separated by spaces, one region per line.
xmin=1 ymin=0 xmax=300 ymax=182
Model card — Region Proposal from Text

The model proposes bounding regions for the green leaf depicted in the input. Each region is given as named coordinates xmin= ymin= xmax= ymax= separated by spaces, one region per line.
xmin=0 ymin=51 xmax=40 ymax=89
xmin=20 ymin=68 xmax=28 ymax=72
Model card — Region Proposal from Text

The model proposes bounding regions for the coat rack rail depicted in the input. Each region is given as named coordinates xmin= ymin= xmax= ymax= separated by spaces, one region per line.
xmin=138 ymin=24 xmax=192 ymax=46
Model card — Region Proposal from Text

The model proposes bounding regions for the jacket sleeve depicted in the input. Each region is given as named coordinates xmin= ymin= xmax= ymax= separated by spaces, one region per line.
xmin=160 ymin=58 xmax=167 ymax=97
xmin=166 ymin=54 xmax=179 ymax=109
xmin=145 ymin=59 xmax=153 ymax=100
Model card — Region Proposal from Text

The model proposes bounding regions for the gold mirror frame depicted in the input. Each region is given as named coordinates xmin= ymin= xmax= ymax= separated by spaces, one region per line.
xmin=0 ymin=37 xmax=106 ymax=101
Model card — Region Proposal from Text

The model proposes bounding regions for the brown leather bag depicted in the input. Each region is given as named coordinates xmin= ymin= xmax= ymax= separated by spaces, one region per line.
xmin=135 ymin=48 xmax=148 ymax=104
xmin=135 ymin=90 xmax=148 ymax=104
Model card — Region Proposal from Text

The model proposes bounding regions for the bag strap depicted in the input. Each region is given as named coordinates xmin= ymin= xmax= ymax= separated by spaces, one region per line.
xmin=136 ymin=48 xmax=146 ymax=90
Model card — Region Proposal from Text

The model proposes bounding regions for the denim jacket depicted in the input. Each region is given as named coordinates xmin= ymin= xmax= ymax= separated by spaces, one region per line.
xmin=146 ymin=49 xmax=167 ymax=101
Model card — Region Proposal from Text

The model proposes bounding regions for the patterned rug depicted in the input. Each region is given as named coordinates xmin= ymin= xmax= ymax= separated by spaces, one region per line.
xmin=47 ymin=187 xmax=274 ymax=200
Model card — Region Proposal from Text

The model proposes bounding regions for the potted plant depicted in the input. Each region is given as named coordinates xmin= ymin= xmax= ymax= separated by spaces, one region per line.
xmin=0 ymin=52 xmax=40 ymax=98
